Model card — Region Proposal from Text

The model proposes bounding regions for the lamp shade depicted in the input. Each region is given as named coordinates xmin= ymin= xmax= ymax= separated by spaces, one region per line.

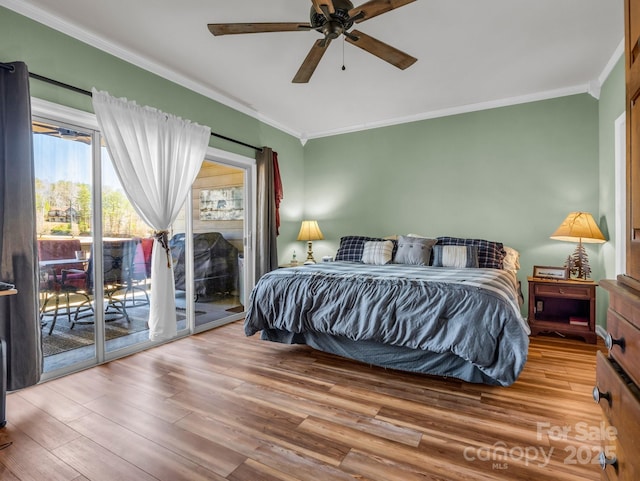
xmin=297 ymin=220 xmax=324 ymax=241
xmin=550 ymin=212 xmax=606 ymax=243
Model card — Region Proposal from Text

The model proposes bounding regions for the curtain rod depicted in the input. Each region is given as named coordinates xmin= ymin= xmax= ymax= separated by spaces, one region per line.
xmin=0 ymin=62 xmax=263 ymax=153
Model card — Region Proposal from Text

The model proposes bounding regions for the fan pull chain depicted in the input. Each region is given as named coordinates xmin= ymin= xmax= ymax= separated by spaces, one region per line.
xmin=342 ymin=37 xmax=346 ymax=71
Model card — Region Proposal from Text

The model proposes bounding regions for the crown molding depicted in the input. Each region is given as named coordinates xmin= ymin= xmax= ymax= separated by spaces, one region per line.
xmin=0 ymin=0 xmax=301 ymax=139
xmin=304 ymin=84 xmax=590 ymax=140
xmin=598 ymin=37 xmax=624 ymax=88
xmin=3 ymin=0 xmax=624 ymax=144
xmin=304 ymin=36 xmax=625 ymax=141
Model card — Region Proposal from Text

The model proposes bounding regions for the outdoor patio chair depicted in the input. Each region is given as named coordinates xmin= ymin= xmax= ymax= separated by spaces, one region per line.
xmin=122 ymin=237 xmax=153 ymax=308
xmin=72 ymin=239 xmax=137 ymax=327
xmin=37 ymin=238 xmax=92 ymax=335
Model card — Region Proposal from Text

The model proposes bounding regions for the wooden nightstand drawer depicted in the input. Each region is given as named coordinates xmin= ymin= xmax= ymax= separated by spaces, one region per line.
xmin=605 ymin=310 xmax=640 ymax=388
xmin=533 ymin=283 xmax=593 ymax=299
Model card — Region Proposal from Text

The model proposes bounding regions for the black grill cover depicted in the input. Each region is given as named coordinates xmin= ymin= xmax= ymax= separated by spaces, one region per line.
xmin=170 ymin=232 xmax=238 ymax=301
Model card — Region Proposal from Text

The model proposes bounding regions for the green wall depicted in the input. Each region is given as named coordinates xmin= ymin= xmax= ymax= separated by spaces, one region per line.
xmin=301 ymin=95 xmax=602 ymax=316
xmin=597 ymin=57 xmax=626 ymax=322
xmin=0 ymin=6 xmax=305 ymax=256
xmin=598 ymin=57 xmax=625 ymax=277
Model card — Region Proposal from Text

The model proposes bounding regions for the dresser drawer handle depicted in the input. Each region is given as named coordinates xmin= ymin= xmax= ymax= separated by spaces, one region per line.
xmin=598 ymin=451 xmax=618 ymax=471
xmin=604 ymin=333 xmax=625 ymax=351
xmin=592 ymin=386 xmax=612 ymax=406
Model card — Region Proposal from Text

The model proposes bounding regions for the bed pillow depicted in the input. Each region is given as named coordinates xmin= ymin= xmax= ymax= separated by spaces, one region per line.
xmin=335 ymin=235 xmax=398 ymax=262
xmin=436 ymin=237 xmax=505 ymax=269
xmin=394 ymin=235 xmax=437 ymax=265
xmin=432 ymin=245 xmax=479 ymax=268
xmin=503 ymin=246 xmax=520 ymax=271
xmin=335 ymin=236 xmax=375 ymax=262
xmin=361 ymin=240 xmax=394 ymax=265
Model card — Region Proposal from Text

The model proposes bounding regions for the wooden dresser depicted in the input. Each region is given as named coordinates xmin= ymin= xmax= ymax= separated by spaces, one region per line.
xmin=598 ymin=0 xmax=640 ymax=479
xmin=595 ymin=278 xmax=640 ymax=481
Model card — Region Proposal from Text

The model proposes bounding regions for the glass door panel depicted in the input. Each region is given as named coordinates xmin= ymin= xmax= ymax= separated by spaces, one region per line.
xmin=171 ymin=159 xmax=246 ymax=330
xmin=100 ymin=147 xmax=157 ymax=354
xmin=34 ymin=118 xmax=96 ymax=373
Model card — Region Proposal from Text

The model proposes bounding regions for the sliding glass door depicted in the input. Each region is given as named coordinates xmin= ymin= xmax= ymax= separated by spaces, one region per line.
xmin=34 ymin=112 xmax=185 ymax=376
xmin=33 ymin=100 xmax=255 ymax=379
xmin=171 ymin=154 xmax=254 ymax=332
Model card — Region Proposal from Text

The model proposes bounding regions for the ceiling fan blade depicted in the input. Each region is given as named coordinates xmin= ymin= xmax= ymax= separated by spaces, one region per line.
xmin=311 ymin=0 xmax=336 ymax=19
xmin=292 ymin=39 xmax=332 ymax=83
xmin=346 ymin=30 xmax=416 ymax=70
xmin=348 ymin=0 xmax=416 ymax=23
xmin=208 ymin=23 xmax=312 ymax=36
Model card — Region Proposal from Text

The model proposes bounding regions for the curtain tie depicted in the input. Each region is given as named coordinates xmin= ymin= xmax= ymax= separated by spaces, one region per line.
xmin=154 ymin=230 xmax=172 ymax=268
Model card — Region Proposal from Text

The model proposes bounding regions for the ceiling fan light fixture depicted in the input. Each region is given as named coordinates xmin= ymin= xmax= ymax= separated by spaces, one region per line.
xmin=322 ymin=21 xmax=345 ymax=40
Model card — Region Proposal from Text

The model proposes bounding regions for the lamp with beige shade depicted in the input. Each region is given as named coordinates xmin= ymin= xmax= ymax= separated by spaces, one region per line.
xmin=297 ymin=220 xmax=324 ymax=264
xmin=550 ymin=211 xmax=606 ymax=280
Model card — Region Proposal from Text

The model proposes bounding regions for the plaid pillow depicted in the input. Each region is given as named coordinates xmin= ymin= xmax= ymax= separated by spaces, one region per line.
xmin=362 ymin=240 xmax=394 ymax=265
xmin=335 ymin=235 xmax=398 ymax=262
xmin=436 ymin=237 xmax=506 ymax=269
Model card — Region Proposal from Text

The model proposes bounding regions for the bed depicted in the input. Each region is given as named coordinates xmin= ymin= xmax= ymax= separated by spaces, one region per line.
xmin=244 ymin=235 xmax=530 ymax=386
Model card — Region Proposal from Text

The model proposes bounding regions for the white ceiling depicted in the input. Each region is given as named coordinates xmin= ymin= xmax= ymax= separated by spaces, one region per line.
xmin=3 ymin=0 xmax=624 ymax=141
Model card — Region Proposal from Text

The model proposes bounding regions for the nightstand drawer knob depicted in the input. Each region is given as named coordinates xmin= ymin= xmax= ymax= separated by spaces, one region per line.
xmin=604 ymin=332 xmax=625 ymax=351
xmin=598 ymin=451 xmax=617 ymax=471
xmin=592 ymin=386 xmax=612 ymax=406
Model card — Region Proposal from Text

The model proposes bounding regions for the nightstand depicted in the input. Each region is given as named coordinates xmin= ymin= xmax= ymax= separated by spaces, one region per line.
xmin=527 ymin=276 xmax=597 ymax=344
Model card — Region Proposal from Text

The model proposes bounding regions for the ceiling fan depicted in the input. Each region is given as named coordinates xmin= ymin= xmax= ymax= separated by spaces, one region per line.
xmin=207 ymin=0 xmax=417 ymax=83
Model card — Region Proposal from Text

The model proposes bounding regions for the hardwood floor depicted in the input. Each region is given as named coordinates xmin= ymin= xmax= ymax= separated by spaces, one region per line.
xmin=1 ymin=321 xmax=605 ymax=480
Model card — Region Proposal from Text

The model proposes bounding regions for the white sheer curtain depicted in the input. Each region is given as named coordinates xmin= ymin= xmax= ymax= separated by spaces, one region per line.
xmin=92 ymin=89 xmax=211 ymax=341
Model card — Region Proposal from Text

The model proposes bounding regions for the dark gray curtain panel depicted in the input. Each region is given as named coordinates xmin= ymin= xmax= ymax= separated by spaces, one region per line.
xmin=255 ymin=147 xmax=279 ymax=280
xmin=0 ymin=62 xmax=42 ymax=390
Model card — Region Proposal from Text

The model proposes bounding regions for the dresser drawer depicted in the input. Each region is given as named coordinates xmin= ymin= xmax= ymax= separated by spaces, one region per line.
xmin=605 ymin=283 xmax=640 ymax=331
xmin=594 ymin=353 xmax=640 ymax=481
xmin=595 ymin=352 xmax=619 ymax=423
xmin=605 ymin=310 xmax=640 ymax=388
xmin=533 ymin=283 xmax=593 ymax=299
xmin=598 ymin=419 xmax=627 ymax=481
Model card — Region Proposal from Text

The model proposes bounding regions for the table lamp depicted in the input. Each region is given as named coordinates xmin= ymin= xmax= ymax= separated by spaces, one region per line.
xmin=550 ymin=211 xmax=606 ymax=279
xmin=297 ymin=220 xmax=324 ymax=264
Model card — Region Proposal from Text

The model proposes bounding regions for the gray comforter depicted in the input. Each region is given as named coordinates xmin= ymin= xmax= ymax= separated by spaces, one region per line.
xmin=245 ymin=262 xmax=530 ymax=386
